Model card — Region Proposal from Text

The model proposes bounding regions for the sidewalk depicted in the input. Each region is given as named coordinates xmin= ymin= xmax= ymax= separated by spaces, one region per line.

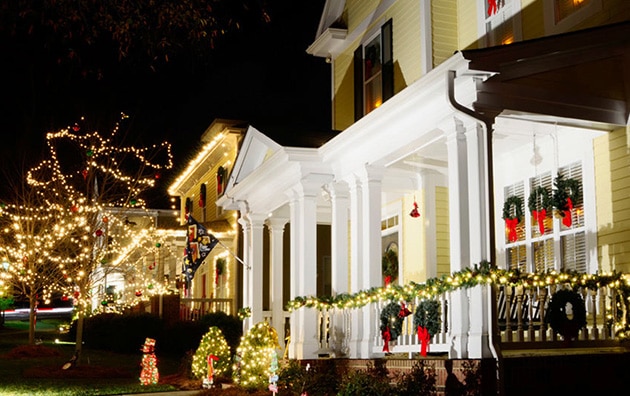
xmin=120 ymin=391 xmax=202 ymax=396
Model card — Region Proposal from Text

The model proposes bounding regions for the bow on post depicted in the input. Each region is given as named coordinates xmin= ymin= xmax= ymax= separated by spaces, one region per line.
xmin=417 ymin=326 xmax=431 ymax=356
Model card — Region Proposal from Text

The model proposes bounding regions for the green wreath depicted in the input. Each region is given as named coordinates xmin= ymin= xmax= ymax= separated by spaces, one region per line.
xmin=545 ymin=289 xmax=586 ymax=340
xmin=380 ymin=302 xmax=403 ymax=340
xmin=413 ymin=299 xmax=441 ymax=337
xmin=552 ymin=174 xmax=581 ymax=212
xmin=502 ymin=195 xmax=523 ymax=221
xmin=382 ymin=249 xmax=399 ymax=282
xmin=528 ymin=186 xmax=552 ymax=214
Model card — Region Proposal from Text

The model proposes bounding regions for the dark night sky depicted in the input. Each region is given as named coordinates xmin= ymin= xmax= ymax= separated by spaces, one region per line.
xmin=0 ymin=0 xmax=330 ymax=207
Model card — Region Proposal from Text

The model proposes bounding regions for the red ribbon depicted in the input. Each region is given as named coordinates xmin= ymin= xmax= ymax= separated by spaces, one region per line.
xmin=207 ymin=354 xmax=219 ymax=380
xmin=398 ymin=303 xmax=411 ymax=318
xmin=487 ymin=0 xmax=497 ymax=16
xmin=382 ymin=327 xmax=391 ymax=353
xmin=563 ymin=198 xmax=573 ymax=227
xmin=384 ymin=275 xmax=392 ymax=286
xmin=505 ymin=218 xmax=519 ymax=242
xmin=417 ymin=326 xmax=430 ymax=356
xmin=532 ymin=209 xmax=547 ymax=235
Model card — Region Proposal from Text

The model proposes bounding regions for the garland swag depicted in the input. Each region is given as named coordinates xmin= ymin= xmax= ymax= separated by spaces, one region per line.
xmin=528 ymin=186 xmax=552 ymax=235
xmin=380 ymin=302 xmax=404 ymax=353
xmin=552 ymin=174 xmax=581 ymax=227
xmin=413 ymin=299 xmax=440 ymax=356
xmin=546 ymin=289 xmax=586 ymax=341
xmin=502 ymin=195 xmax=523 ymax=242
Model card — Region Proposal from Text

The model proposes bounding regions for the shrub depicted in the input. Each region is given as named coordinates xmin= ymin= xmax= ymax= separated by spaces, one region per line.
xmin=277 ymin=360 xmax=340 ymax=396
xmin=394 ymin=361 xmax=437 ymax=395
xmin=191 ymin=326 xmax=232 ymax=380
xmin=337 ymin=364 xmax=394 ymax=396
xmin=232 ymin=321 xmax=280 ymax=390
xmin=199 ymin=311 xmax=243 ymax=355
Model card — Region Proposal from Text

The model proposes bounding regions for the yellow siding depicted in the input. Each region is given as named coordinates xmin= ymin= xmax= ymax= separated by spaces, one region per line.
xmin=389 ymin=0 xmax=423 ymax=89
xmin=594 ymin=126 xmax=630 ymax=273
xmin=333 ymin=49 xmax=355 ymax=131
xmin=520 ymin=0 xmax=546 ymax=40
xmin=457 ymin=0 xmax=479 ymax=50
xmin=436 ymin=186 xmax=450 ymax=277
xmin=346 ymin=0 xmax=380 ymax=33
xmin=432 ymin=0 xmax=459 ymax=66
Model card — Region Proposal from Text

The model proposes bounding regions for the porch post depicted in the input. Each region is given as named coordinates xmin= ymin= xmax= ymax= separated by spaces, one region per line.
xmin=266 ymin=217 xmax=289 ymax=353
xmin=237 ymin=216 xmax=252 ymax=331
xmin=244 ymin=213 xmax=266 ymax=327
xmin=347 ymin=175 xmax=364 ymax=358
xmin=359 ymin=165 xmax=384 ymax=358
xmin=288 ymin=194 xmax=301 ymax=359
xmin=445 ymin=118 xmax=472 ymax=358
xmin=288 ymin=179 xmax=321 ymax=359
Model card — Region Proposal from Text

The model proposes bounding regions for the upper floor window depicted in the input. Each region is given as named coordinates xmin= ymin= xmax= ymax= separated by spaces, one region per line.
xmin=354 ymin=19 xmax=393 ymax=121
xmin=544 ymin=0 xmax=602 ymax=34
xmin=482 ymin=0 xmax=520 ymax=46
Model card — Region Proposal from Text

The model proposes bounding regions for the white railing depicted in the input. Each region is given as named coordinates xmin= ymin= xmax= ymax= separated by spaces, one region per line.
xmin=179 ymin=297 xmax=233 ymax=321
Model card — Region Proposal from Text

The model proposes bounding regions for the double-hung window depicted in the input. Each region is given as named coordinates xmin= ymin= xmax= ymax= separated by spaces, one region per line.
xmin=481 ymin=0 xmax=521 ymax=46
xmin=354 ymin=19 xmax=393 ymax=121
xmin=544 ymin=0 xmax=602 ymax=34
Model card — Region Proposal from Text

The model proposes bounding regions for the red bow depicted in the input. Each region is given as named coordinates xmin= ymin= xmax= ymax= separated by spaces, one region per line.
xmin=398 ymin=303 xmax=411 ymax=318
xmin=417 ymin=326 xmax=431 ymax=356
xmin=505 ymin=218 xmax=519 ymax=242
xmin=562 ymin=198 xmax=573 ymax=227
xmin=384 ymin=275 xmax=392 ymax=286
xmin=382 ymin=327 xmax=391 ymax=353
xmin=532 ymin=209 xmax=547 ymax=235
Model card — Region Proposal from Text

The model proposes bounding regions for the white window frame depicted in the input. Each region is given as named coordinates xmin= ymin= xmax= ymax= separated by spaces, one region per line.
xmin=543 ymin=0 xmax=602 ymax=35
xmin=476 ymin=0 xmax=522 ymax=47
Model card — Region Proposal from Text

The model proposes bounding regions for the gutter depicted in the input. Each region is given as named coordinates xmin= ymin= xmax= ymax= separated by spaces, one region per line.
xmin=447 ymin=68 xmax=504 ymax=396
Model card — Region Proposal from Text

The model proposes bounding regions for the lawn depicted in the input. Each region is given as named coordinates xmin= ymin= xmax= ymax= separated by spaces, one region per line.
xmin=0 ymin=318 xmax=187 ymax=395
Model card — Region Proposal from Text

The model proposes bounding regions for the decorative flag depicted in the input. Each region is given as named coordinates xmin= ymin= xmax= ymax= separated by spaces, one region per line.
xmin=183 ymin=215 xmax=219 ymax=282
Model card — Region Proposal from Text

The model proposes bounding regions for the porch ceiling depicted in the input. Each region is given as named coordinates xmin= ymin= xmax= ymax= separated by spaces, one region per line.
xmin=462 ymin=21 xmax=630 ymax=127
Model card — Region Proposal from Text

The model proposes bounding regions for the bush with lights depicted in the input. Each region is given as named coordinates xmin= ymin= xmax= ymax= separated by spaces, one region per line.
xmin=191 ymin=326 xmax=231 ymax=383
xmin=232 ymin=321 xmax=280 ymax=390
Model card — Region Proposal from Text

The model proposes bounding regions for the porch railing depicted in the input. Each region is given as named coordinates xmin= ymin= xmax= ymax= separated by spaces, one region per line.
xmin=179 ymin=298 xmax=233 ymax=321
xmin=314 ymin=282 xmax=622 ymax=358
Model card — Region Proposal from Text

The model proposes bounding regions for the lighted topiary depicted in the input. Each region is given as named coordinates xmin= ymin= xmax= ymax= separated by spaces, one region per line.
xmin=232 ymin=321 xmax=280 ymax=390
xmin=191 ymin=326 xmax=232 ymax=382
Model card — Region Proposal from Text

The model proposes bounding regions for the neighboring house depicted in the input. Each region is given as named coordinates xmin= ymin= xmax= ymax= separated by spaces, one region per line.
xmin=90 ymin=207 xmax=185 ymax=313
xmin=217 ymin=0 xmax=630 ymax=367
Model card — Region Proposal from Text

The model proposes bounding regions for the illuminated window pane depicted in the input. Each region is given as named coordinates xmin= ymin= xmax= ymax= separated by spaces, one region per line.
xmin=555 ymin=0 xmax=589 ymax=24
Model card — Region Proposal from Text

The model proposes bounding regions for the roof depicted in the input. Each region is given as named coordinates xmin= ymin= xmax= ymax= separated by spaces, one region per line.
xmin=461 ymin=21 xmax=630 ymax=126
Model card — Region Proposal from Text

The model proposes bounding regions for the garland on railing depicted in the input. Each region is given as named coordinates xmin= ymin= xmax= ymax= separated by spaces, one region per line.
xmin=286 ymin=261 xmax=630 ymax=337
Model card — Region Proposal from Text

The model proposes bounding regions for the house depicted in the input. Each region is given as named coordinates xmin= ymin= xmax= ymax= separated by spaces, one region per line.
xmin=216 ymin=0 xmax=630 ymax=376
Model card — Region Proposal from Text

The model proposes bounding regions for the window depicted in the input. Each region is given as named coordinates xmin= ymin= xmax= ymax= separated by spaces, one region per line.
xmin=543 ymin=0 xmax=602 ymax=34
xmin=481 ymin=0 xmax=520 ymax=46
xmin=503 ymin=161 xmax=586 ymax=272
xmin=382 ymin=214 xmax=400 ymax=285
xmin=354 ymin=19 xmax=393 ymax=121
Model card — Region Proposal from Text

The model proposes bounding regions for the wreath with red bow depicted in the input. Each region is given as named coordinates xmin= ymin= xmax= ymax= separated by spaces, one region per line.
xmin=502 ymin=195 xmax=523 ymax=242
xmin=528 ymin=186 xmax=552 ymax=234
xmin=552 ymin=174 xmax=581 ymax=227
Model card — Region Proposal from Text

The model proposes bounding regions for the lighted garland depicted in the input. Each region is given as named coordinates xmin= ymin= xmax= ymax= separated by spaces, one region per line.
xmin=380 ymin=302 xmax=403 ymax=340
xmin=546 ymin=289 xmax=586 ymax=340
xmin=286 ymin=264 xmax=630 ymax=337
xmin=413 ymin=299 xmax=440 ymax=337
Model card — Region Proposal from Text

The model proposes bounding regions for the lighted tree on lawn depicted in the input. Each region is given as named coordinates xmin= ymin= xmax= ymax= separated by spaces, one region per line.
xmin=25 ymin=114 xmax=173 ymax=363
xmin=0 ymin=182 xmax=75 ymax=344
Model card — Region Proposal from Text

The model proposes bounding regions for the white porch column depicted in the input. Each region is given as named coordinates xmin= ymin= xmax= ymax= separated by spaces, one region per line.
xmin=328 ymin=182 xmax=349 ymax=295
xmin=288 ymin=179 xmax=321 ymax=359
xmin=347 ymin=175 xmax=363 ymax=358
xmin=244 ymin=213 xmax=266 ymax=327
xmin=359 ymin=165 xmax=384 ymax=358
xmin=237 ymin=216 xmax=252 ymax=331
xmin=266 ymin=217 xmax=289 ymax=352
xmin=445 ymin=118 xmax=472 ymax=358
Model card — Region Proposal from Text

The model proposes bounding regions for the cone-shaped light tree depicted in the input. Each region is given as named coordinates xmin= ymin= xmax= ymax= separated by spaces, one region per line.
xmin=24 ymin=114 xmax=173 ymax=363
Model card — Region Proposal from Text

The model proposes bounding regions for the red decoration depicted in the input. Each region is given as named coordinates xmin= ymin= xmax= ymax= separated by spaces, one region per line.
xmin=398 ymin=303 xmax=411 ymax=318
xmin=384 ymin=275 xmax=392 ymax=286
xmin=102 ymin=216 xmax=108 ymax=223
xmin=155 ymin=172 xmax=161 ymax=179
xmin=532 ymin=209 xmax=547 ymax=235
xmin=71 ymin=205 xmax=78 ymax=213
xmin=82 ymin=169 xmax=88 ymax=180
xmin=382 ymin=327 xmax=391 ymax=353
xmin=409 ymin=201 xmax=420 ymax=218
xmin=135 ymin=290 xmax=142 ymax=297
xmin=417 ymin=326 xmax=431 ymax=356
xmin=487 ymin=0 xmax=497 ymax=16
xmin=72 ymin=123 xmax=80 ymax=132
xmin=562 ymin=198 xmax=573 ymax=227
xmin=505 ymin=218 xmax=519 ymax=242
xmin=95 ymin=229 xmax=103 ymax=237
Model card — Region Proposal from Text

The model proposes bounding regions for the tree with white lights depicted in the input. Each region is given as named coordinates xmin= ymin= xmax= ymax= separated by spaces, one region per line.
xmin=24 ymin=114 xmax=173 ymax=363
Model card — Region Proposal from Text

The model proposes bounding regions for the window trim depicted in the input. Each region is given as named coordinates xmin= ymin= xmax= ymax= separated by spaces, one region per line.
xmin=543 ymin=0 xmax=602 ymax=35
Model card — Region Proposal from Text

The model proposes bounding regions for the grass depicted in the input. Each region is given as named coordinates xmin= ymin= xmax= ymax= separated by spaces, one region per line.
xmin=0 ymin=318 xmax=186 ymax=395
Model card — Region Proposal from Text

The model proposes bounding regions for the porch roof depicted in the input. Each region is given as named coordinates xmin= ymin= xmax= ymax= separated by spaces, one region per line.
xmin=462 ymin=21 xmax=630 ymax=127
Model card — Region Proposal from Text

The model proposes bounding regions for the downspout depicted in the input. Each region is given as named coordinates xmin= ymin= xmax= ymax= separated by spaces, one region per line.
xmin=447 ymin=69 xmax=504 ymax=396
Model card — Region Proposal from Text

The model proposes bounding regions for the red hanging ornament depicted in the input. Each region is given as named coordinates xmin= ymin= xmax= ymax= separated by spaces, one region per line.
xmin=72 ymin=123 xmax=80 ymax=132
xmin=154 ymin=172 xmax=161 ymax=180
xmin=71 ymin=205 xmax=79 ymax=213
xmin=102 ymin=216 xmax=108 ymax=223
xmin=82 ymin=169 xmax=88 ymax=180
xmin=409 ymin=200 xmax=420 ymax=218
xmin=398 ymin=303 xmax=412 ymax=318
xmin=95 ymin=229 xmax=103 ymax=237
xmin=135 ymin=290 xmax=143 ymax=297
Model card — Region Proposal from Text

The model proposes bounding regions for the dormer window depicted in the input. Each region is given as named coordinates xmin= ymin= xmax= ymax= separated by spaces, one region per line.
xmin=354 ymin=19 xmax=393 ymax=121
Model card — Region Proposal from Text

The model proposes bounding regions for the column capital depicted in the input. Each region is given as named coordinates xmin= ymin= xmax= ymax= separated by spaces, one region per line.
xmin=266 ymin=217 xmax=289 ymax=231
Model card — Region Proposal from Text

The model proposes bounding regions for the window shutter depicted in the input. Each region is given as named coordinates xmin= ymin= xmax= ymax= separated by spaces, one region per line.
xmin=561 ymin=232 xmax=586 ymax=272
xmin=381 ymin=19 xmax=393 ymax=102
xmin=353 ymin=46 xmax=364 ymax=121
